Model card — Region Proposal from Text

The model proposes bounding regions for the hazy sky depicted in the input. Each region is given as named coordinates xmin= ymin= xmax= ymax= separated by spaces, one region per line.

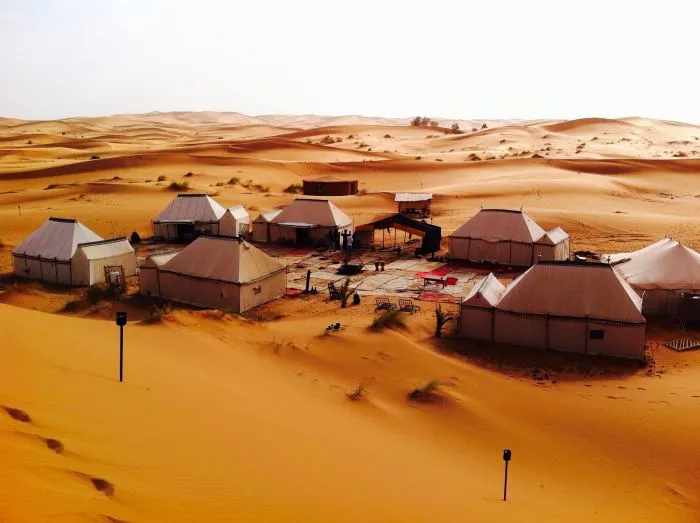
xmin=2 ymin=0 xmax=698 ymax=121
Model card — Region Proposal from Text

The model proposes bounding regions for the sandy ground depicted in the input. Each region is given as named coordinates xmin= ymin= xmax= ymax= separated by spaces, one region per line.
xmin=1 ymin=112 xmax=700 ymax=522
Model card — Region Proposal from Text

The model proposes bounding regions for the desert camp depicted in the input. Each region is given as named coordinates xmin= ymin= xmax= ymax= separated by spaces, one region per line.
xmin=448 ymin=209 xmax=570 ymax=266
xmin=152 ymin=194 xmax=250 ymax=240
xmin=11 ymin=218 xmax=136 ymax=286
xmin=139 ymin=235 xmax=285 ymax=312
xmin=3 ymin=6 xmax=700 ymax=518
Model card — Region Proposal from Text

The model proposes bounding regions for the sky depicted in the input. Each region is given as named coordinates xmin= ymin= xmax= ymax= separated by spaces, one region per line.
xmin=1 ymin=0 xmax=698 ymax=122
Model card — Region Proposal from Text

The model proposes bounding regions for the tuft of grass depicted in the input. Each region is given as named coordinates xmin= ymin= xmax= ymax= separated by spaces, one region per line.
xmin=347 ymin=382 xmax=368 ymax=401
xmin=90 ymin=155 xmax=100 ymax=160
xmin=227 ymin=177 xmax=240 ymax=185
xmin=167 ymin=181 xmax=189 ymax=191
xmin=434 ymin=303 xmax=454 ymax=338
xmin=339 ymin=277 xmax=356 ymax=309
xmin=369 ymin=309 xmax=406 ymax=331
xmin=283 ymin=183 xmax=303 ymax=194
xmin=86 ymin=285 xmax=107 ymax=305
xmin=383 ymin=134 xmax=393 ymax=138
xmin=157 ymin=175 xmax=167 ymax=182
xmin=408 ymin=379 xmax=441 ymax=401
xmin=142 ymin=304 xmax=173 ymax=324
xmin=183 ymin=172 xmax=194 ymax=177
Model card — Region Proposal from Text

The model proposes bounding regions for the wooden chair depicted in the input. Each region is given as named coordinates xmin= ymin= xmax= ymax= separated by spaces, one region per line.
xmin=328 ymin=281 xmax=341 ymax=300
xmin=398 ymin=298 xmax=421 ymax=314
xmin=375 ymin=297 xmax=396 ymax=312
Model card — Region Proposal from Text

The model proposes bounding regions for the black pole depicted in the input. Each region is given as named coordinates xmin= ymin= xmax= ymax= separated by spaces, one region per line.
xmin=503 ymin=460 xmax=509 ymax=501
xmin=305 ymin=269 xmax=311 ymax=293
xmin=119 ymin=324 xmax=124 ymax=382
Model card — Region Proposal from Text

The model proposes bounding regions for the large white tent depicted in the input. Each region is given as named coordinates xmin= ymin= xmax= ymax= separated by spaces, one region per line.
xmin=459 ymin=262 xmax=646 ymax=360
xmin=252 ymin=209 xmax=283 ymax=243
xmin=153 ymin=194 xmax=249 ymax=240
xmin=606 ymin=238 xmax=700 ymax=315
xmin=139 ymin=236 xmax=286 ymax=312
xmin=265 ymin=198 xmax=353 ymax=246
xmin=12 ymin=218 xmax=136 ymax=286
xmin=448 ymin=209 xmax=570 ymax=266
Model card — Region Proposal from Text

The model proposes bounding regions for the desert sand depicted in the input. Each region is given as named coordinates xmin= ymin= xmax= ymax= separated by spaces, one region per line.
xmin=1 ymin=112 xmax=700 ymax=522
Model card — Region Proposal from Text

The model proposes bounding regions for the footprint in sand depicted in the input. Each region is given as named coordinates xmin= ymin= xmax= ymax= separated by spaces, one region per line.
xmin=1 ymin=406 xmax=31 ymax=423
xmin=75 ymin=472 xmax=115 ymax=497
xmin=44 ymin=438 xmax=65 ymax=454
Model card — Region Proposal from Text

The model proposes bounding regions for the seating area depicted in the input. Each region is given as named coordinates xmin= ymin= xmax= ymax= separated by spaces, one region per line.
xmin=374 ymin=297 xmax=421 ymax=314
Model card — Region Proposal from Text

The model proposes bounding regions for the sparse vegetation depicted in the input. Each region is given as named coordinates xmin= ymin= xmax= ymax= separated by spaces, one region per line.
xmin=26 ymin=140 xmax=33 ymax=145
xmin=481 ymin=123 xmax=488 ymax=129
xmin=415 ymin=156 xmax=422 ymax=160
xmin=347 ymin=382 xmax=368 ymax=401
xmin=435 ymin=158 xmax=443 ymax=162
xmin=369 ymin=309 xmax=406 ymax=331
xmin=184 ymin=172 xmax=194 ymax=177
xmin=130 ymin=231 xmax=141 ymax=244
xmin=90 ymin=155 xmax=100 ymax=160
xmin=384 ymin=134 xmax=393 ymax=138
xmin=408 ymin=379 xmax=441 ymax=402
xmin=434 ymin=303 xmax=454 ymax=338
xmin=157 ymin=175 xmax=167 ymax=182
xmin=227 ymin=177 xmax=240 ymax=185
xmin=339 ymin=277 xmax=355 ymax=309
xmin=320 ymin=135 xmax=336 ymax=145
xmin=283 ymin=183 xmax=303 ymax=194
xmin=450 ymin=123 xmax=463 ymax=134
xmin=410 ymin=116 xmax=439 ymax=127
xmin=143 ymin=304 xmax=173 ymax=324
xmin=168 ymin=181 xmax=189 ymax=191
xmin=86 ymin=285 xmax=107 ymax=304
xmin=347 ymin=134 xmax=354 ymax=139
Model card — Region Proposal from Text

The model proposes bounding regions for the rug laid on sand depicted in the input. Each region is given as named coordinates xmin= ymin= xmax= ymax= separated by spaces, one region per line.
xmin=418 ymin=291 xmax=460 ymax=303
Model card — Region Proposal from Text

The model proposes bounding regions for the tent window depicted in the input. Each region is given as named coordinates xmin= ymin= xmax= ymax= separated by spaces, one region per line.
xmin=253 ymin=285 xmax=262 ymax=295
xmin=589 ymin=329 xmax=605 ymax=340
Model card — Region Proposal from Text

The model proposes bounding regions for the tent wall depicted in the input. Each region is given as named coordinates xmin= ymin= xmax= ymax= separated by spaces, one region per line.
xmin=72 ymin=249 xmax=137 ymax=286
xmin=12 ymin=255 xmax=75 ymax=285
xmin=492 ymin=312 xmax=645 ymax=359
xmin=534 ymin=239 xmax=570 ymax=263
xmin=449 ymin=238 xmax=535 ymax=266
xmin=459 ymin=308 xmax=494 ymax=341
xmin=637 ymin=288 xmax=690 ymax=316
xmin=139 ymin=266 xmax=161 ymax=296
xmin=218 ymin=213 xmax=239 ymax=237
xmin=494 ymin=313 xmax=547 ymax=348
xmin=153 ymin=222 xmax=220 ymax=240
xmin=303 ymin=180 xmax=358 ymax=196
xmin=268 ymin=224 xmax=352 ymax=245
xmin=252 ymin=221 xmax=270 ymax=242
xmin=157 ymin=272 xmax=241 ymax=311
xmin=238 ymin=271 xmax=287 ymax=313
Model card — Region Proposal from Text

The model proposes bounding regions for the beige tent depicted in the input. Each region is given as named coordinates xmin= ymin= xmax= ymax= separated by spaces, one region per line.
xmin=252 ymin=209 xmax=283 ymax=243
xmin=153 ymin=194 xmax=249 ymax=240
xmin=459 ymin=262 xmax=646 ymax=360
xmin=267 ymin=198 xmax=353 ymax=246
xmin=12 ymin=217 xmax=136 ymax=286
xmin=606 ymin=238 xmax=700 ymax=315
xmin=139 ymin=236 xmax=286 ymax=312
xmin=448 ymin=209 xmax=570 ymax=266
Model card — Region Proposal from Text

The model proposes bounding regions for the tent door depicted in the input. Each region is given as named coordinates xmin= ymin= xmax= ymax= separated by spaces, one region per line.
xmin=176 ymin=223 xmax=195 ymax=241
xmin=296 ymin=228 xmax=311 ymax=246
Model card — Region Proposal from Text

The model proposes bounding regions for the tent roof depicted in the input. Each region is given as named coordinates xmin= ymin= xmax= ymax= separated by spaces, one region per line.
xmin=226 ymin=204 xmax=249 ymax=221
xmin=462 ymin=273 xmax=506 ymax=308
xmin=395 ymin=193 xmax=433 ymax=202
xmin=497 ymin=261 xmax=644 ymax=323
xmin=77 ymin=237 xmax=134 ymax=261
xmin=12 ymin=217 xmax=103 ymax=261
xmin=254 ymin=209 xmax=283 ymax=223
xmin=159 ymin=236 xmax=285 ymax=284
xmin=154 ymin=194 xmax=226 ymax=223
xmin=449 ymin=209 xmax=547 ymax=243
xmin=606 ymin=238 xmax=700 ymax=290
xmin=141 ymin=252 xmax=178 ymax=268
xmin=271 ymin=198 xmax=352 ymax=228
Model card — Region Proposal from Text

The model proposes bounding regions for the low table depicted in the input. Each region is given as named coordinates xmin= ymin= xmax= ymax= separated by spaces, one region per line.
xmin=423 ymin=276 xmax=446 ymax=287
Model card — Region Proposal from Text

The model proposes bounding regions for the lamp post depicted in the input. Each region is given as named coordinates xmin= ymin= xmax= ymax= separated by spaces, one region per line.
xmin=115 ymin=312 xmax=127 ymax=382
xmin=503 ymin=448 xmax=512 ymax=501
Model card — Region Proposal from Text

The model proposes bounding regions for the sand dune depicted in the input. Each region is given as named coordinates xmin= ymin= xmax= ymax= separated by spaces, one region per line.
xmin=2 ymin=111 xmax=700 ymax=522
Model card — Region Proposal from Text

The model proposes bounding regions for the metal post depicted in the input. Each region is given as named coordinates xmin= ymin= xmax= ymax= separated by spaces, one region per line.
xmin=119 ymin=325 xmax=124 ymax=382
xmin=503 ymin=460 xmax=509 ymax=501
xmin=305 ymin=269 xmax=311 ymax=293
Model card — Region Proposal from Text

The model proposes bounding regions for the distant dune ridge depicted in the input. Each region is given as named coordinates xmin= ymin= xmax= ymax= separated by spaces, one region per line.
xmin=1 ymin=110 xmax=700 ymax=522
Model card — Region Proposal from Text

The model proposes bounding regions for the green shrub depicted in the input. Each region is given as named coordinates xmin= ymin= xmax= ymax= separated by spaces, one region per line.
xmin=157 ymin=175 xmax=167 ymax=182
xmin=283 ymin=183 xmax=303 ymax=194
xmin=143 ymin=304 xmax=173 ymax=324
xmin=86 ymin=285 xmax=107 ymax=304
xmin=167 ymin=181 xmax=189 ymax=191
xmin=408 ymin=379 xmax=441 ymax=401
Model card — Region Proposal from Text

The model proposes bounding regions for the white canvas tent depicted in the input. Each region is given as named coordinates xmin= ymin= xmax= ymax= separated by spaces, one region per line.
xmin=459 ymin=262 xmax=646 ymax=360
xmin=606 ymin=238 xmax=700 ymax=315
xmin=12 ymin=217 xmax=136 ymax=286
xmin=266 ymin=198 xmax=353 ymax=246
xmin=139 ymin=236 xmax=286 ymax=312
xmin=448 ymin=209 xmax=570 ymax=266
xmin=252 ymin=209 xmax=283 ymax=243
xmin=152 ymin=194 xmax=249 ymax=240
